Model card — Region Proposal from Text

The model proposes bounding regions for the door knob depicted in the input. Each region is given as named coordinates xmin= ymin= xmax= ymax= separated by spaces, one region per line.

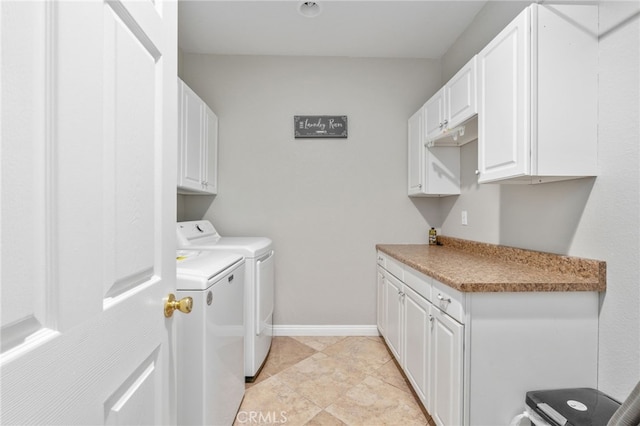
xmin=164 ymin=293 xmax=193 ymax=318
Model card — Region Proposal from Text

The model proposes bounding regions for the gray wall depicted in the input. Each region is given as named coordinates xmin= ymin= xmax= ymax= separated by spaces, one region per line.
xmin=179 ymin=55 xmax=442 ymax=326
xmin=440 ymin=1 xmax=640 ymax=401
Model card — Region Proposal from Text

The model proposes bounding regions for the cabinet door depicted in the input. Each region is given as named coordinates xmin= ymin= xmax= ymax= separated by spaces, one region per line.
xmin=403 ymin=286 xmax=431 ymax=408
xmin=384 ymin=274 xmax=403 ymax=362
xmin=376 ymin=266 xmax=386 ymax=335
xmin=202 ymin=107 xmax=218 ymax=194
xmin=430 ymin=307 xmax=464 ymax=426
xmin=178 ymin=81 xmax=206 ymax=191
xmin=424 ymin=88 xmax=445 ymax=140
xmin=446 ymin=56 xmax=477 ymax=129
xmin=477 ymin=8 xmax=530 ymax=183
xmin=409 ymin=105 xmax=460 ymax=197
xmin=407 ymin=107 xmax=425 ymax=195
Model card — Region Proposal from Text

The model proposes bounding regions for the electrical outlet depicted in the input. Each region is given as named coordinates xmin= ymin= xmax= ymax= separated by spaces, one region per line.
xmin=461 ymin=210 xmax=468 ymax=226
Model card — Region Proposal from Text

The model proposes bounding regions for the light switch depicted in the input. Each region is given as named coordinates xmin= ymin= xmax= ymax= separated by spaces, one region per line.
xmin=461 ymin=210 xmax=468 ymax=226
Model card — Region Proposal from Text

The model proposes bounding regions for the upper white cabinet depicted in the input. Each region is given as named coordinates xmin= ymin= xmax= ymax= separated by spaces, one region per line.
xmin=425 ymin=56 xmax=478 ymax=146
xmin=446 ymin=56 xmax=478 ymax=133
xmin=408 ymin=107 xmax=460 ymax=197
xmin=178 ymin=78 xmax=218 ymax=194
xmin=477 ymin=4 xmax=597 ymax=184
xmin=424 ymin=89 xmax=445 ymax=141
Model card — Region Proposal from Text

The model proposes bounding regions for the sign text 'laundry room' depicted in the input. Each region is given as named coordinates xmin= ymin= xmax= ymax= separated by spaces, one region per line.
xmin=294 ymin=115 xmax=348 ymax=139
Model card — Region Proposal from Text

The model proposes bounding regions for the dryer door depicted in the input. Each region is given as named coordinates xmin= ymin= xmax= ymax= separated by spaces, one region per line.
xmin=256 ymin=250 xmax=275 ymax=335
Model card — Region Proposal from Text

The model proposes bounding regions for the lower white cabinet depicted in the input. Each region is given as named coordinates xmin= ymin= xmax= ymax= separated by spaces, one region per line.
xmin=403 ymin=285 xmax=431 ymax=406
xmin=378 ymin=252 xmax=463 ymax=424
xmin=376 ymin=265 xmax=385 ymax=336
xmin=383 ymin=272 xmax=403 ymax=361
xmin=430 ymin=305 xmax=463 ymax=426
xmin=376 ymin=250 xmax=598 ymax=425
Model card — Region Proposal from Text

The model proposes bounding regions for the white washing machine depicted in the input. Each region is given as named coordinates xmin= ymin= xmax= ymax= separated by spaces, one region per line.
xmin=175 ymin=250 xmax=245 ymax=426
xmin=177 ymin=220 xmax=274 ymax=381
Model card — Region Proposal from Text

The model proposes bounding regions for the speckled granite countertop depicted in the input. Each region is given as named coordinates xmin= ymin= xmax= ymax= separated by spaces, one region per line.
xmin=376 ymin=236 xmax=606 ymax=293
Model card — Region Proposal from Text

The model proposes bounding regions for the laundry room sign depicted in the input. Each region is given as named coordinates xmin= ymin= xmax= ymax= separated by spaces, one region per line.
xmin=294 ymin=115 xmax=348 ymax=139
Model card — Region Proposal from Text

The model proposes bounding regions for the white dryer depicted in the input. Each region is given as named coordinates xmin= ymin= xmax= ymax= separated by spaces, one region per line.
xmin=175 ymin=250 xmax=245 ymax=426
xmin=177 ymin=220 xmax=274 ymax=381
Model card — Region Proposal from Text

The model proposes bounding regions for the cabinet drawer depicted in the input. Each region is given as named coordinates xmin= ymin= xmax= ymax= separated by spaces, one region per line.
xmin=432 ymin=279 xmax=465 ymax=324
xmin=377 ymin=252 xmax=404 ymax=281
xmin=404 ymin=266 xmax=432 ymax=303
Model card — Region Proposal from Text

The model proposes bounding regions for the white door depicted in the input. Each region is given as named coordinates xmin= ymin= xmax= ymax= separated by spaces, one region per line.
xmin=384 ymin=274 xmax=403 ymax=362
xmin=477 ymin=7 xmax=530 ymax=183
xmin=430 ymin=307 xmax=464 ymax=426
xmin=403 ymin=286 xmax=430 ymax=407
xmin=179 ymin=80 xmax=206 ymax=192
xmin=423 ymin=88 xmax=445 ymax=139
xmin=407 ymin=107 xmax=424 ymax=195
xmin=445 ymin=56 xmax=477 ymax=129
xmin=1 ymin=1 xmax=178 ymax=424
xmin=376 ymin=266 xmax=385 ymax=335
xmin=203 ymin=107 xmax=219 ymax=194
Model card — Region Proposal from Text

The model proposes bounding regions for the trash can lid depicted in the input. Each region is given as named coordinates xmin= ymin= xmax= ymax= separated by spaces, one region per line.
xmin=526 ymin=388 xmax=621 ymax=426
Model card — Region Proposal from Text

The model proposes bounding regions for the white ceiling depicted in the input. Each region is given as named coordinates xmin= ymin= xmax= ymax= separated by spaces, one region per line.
xmin=178 ymin=1 xmax=488 ymax=59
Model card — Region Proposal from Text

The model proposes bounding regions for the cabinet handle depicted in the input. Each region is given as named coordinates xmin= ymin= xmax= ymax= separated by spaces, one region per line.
xmin=475 ymin=170 xmax=480 ymax=175
xmin=439 ymin=122 xmax=444 ymax=130
xmin=429 ymin=314 xmax=434 ymax=328
xmin=437 ymin=294 xmax=452 ymax=303
xmin=418 ymin=184 xmax=422 ymax=188
xmin=443 ymin=119 xmax=448 ymax=128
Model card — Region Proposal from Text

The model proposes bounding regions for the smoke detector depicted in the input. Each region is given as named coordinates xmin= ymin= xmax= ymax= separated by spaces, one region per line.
xmin=298 ymin=1 xmax=322 ymax=18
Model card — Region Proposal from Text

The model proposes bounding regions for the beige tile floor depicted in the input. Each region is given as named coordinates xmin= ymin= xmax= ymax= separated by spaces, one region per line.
xmin=233 ymin=336 xmax=435 ymax=426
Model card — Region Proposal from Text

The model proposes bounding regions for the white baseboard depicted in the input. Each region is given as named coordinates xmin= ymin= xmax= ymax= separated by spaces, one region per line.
xmin=272 ymin=325 xmax=380 ymax=337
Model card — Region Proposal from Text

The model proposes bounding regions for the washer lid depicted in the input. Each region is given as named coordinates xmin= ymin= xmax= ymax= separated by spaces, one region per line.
xmin=176 ymin=250 xmax=243 ymax=290
xmin=177 ymin=220 xmax=272 ymax=257
xmin=193 ymin=237 xmax=273 ymax=257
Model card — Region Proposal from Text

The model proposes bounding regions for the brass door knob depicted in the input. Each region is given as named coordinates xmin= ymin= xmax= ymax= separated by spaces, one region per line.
xmin=164 ymin=293 xmax=193 ymax=318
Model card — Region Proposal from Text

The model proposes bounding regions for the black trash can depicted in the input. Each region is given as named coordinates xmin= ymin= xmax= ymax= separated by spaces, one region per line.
xmin=526 ymin=388 xmax=621 ymax=426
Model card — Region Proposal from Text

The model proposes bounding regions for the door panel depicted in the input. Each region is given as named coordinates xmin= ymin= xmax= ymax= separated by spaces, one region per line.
xmin=431 ymin=308 xmax=464 ymax=426
xmin=181 ymin=83 xmax=204 ymax=190
xmin=404 ymin=286 xmax=430 ymax=405
xmin=203 ymin=107 xmax=218 ymax=194
xmin=407 ymin=107 xmax=424 ymax=194
xmin=0 ymin=0 xmax=53 ymax=355
xmin=446 ymin=56 xmax=477 ymax=129
xmin=477 ymin=8 xmax=529 ymax=182
xmin=384 ymin=274 xmax=402 ymax=361
xmin=1 ymin=1 xmax=177 ymax=424
xmin=424 ymin=89 xmax=444 ymax=138
xmin=104 ymin=1 xmax=157 ymax=301
xmin=376 ymin=266 xmax=385 ymax=334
